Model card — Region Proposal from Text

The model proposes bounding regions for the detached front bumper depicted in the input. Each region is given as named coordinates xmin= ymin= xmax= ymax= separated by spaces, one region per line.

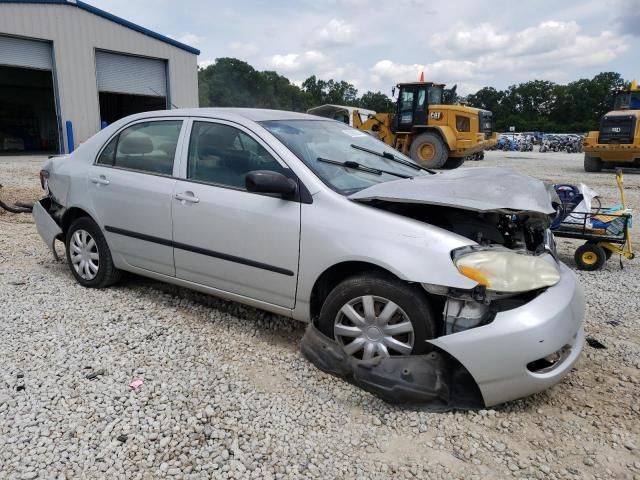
xmin=430 ymin=262 xmax=584 ymax=406
xmin=33 ymin=198 xmax=63 ymax=259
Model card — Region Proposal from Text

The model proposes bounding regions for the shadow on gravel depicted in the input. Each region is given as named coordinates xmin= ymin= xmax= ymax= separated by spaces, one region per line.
xmin=117 ymin=272 xmax=305 ymax=342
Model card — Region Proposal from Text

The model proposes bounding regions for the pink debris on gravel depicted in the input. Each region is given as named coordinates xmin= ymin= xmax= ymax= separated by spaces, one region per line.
xmin=129 ymin=379 xmax=144 ymax=391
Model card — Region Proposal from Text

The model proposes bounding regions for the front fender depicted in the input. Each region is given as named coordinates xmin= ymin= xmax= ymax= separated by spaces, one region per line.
xmin=293 ymin=191 xmax=478 ymax=321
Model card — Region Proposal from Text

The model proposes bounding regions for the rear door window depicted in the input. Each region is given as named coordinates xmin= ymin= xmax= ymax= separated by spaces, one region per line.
xmin=97 ymin=120 xmax=182 ymax=176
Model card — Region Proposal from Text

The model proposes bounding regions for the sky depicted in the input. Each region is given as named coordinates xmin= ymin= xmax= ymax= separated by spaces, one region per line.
xmin=89 ymin=0 xmax=640 ymax=96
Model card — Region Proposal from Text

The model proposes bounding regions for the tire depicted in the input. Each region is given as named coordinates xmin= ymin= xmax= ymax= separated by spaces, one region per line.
xmin=584 ymin=155 xmax=603 ymax=172
xmin=409 ymin=132 xmax=448 ymax=169
xmin=441 ymin=157 xmax=465 ymax=169
xmin=587 ymin=241 xmax=613 ymax=261
xmin=318 ymin=272 xmax=435 ymax=361
xmin=575 ymin=243 xmax=606 ymax=271
xmin=66 ymin=216 xmax=122 ymax=288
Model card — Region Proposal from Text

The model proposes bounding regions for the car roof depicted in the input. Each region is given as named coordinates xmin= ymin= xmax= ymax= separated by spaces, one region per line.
xmin=125 ymin=108 xmax=323 ymax=123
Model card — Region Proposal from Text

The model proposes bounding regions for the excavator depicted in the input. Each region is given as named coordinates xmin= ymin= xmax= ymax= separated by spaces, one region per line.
xmin=583 ymin=79 xmax=640 ymax=172
xmin=307 ymin=81 xmax=497 ymax=169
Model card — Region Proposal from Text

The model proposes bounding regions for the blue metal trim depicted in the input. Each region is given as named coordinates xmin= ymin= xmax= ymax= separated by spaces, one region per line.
xmin=0 ymin=0 xmax=200 ymax=55
xmin=65 ymin=120 xmax=74 ymax=153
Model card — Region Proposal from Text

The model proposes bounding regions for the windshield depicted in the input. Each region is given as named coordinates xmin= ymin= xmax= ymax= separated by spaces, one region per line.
xmin=428 ymin=86 xmax=444 ymax=104
xmin=260 ymin=119 xmax=427 ymax=194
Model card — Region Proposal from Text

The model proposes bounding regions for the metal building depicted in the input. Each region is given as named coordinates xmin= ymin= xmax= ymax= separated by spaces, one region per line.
xmin=0 ymin=0 xmax=199 ymax=154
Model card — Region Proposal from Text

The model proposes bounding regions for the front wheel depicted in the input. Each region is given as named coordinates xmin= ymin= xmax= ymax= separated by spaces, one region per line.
xmin=409 ymin=132 xmax=448 ymax=169
xmin=318 ymin=273 xmax=435 ymax=361
xmin=66 ymin=217 xmax=122 ymax=288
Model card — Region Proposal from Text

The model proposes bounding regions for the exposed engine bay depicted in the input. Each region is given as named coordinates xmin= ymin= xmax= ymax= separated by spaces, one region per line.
xmin=364 ymin=201 xmax=552 ymax=253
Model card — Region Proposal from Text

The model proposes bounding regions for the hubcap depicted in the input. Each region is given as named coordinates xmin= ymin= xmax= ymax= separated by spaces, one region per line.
xmin=70 ymin=229 xmax=99 ymax=280
xmin=334 ymin=295 xmax=415 ymax=360
xmin=418 ymin=143 xmax=435 ymax=161
xmin=582 ymin=252 xmax=597 ymax=265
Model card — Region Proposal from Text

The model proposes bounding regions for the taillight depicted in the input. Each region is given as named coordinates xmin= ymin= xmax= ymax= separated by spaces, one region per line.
xmin=39 ymin=170 xmax=50 ymax=190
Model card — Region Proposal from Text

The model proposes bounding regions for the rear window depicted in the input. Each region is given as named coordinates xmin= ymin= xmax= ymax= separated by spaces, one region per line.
xmin=97 ymin=120 xmax=182 ymax=176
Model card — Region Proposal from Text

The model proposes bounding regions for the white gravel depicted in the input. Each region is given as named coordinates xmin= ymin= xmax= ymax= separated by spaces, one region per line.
xmin=1 ymin=151 xmax=639 ymax=479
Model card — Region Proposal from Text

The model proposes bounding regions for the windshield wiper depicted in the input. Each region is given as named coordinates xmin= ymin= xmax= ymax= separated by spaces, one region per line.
xmin=317 ymin=157 xmax=412 ymax=179
xmin=350 ymin=144 xmax=436 ymax=174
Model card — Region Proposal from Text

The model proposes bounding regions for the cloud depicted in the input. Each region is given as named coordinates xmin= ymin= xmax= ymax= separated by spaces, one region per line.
xmin=431 ymin=23 xmax=510 ymax=55
xmin=228 ymin=42 xmax=260 ymax=58
xmin=370 ymin=60 xmax=424 ymax=85
xmin=613 ymin=0 xmax=640 ymax=36
xmin=198 ymin=59 xmax=215 ymax=69
xmin=267 ymin=50 xmax=330 ymax=72
xmin=420 ymin=21 xmax=629 ymax=93
xmin=176 ymin=33 xmax=203 ymax=46
xmin=310 ymin=19 xmax=357 ymax=47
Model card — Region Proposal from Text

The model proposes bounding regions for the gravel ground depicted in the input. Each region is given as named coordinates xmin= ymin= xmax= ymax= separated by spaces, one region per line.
xmin=1 ymin=151 xmax=639 ymax=479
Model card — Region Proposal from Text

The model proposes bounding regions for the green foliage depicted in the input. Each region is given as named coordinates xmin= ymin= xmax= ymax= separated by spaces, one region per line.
xmin=198 ymin=58 xmax=309 ymax=111
xmin=198 ymin=58 xmax=394 ymax=114
xmin=358 ymin=91 xmax=395 ymax=112
xmin=465 ymin=72 xmax=627 ymax=133
xmin=199 ymin=58 xmax=627 ymax=133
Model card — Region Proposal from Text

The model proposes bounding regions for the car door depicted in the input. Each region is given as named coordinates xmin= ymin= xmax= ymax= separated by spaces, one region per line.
xmin=89 ymin=118 xmax=185 ymax=276
xmin=172 ymin=119 xmax=301 ymax=308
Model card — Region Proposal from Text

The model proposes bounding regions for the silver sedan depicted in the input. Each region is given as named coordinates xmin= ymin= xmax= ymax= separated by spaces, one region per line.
xmin=33 ymin=108 xmax=584 ymax=407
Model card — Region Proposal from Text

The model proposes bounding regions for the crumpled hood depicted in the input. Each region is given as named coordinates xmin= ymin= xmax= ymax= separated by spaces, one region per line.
xmin=349 ymin=167 xmax=556 ymax=215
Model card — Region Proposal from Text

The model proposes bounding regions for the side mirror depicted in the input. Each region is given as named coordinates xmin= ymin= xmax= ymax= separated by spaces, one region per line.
xmin=245 ymin=170 xmax=297 ymax=197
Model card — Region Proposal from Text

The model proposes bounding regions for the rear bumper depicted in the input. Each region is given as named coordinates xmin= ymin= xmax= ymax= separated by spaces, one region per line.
xmin=429 ymin=262 xmax=585 ymax=406
xmin=33 ymin=199 xmax=62 ymax=258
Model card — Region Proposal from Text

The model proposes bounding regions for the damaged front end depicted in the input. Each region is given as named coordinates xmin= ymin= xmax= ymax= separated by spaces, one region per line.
xmin=350 ymin=167 xmax=562 ymax=340
xmin=304 ymin=167 xmax=583 ymax=407
xmin=300 ymin=324 xmax=484 ymax=410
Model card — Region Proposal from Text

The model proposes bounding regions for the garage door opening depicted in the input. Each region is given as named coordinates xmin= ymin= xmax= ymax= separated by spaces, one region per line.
xmin=98 ymin=92 xmax=166 ymax=125
xmin=96 ymin=50 xmax=168 ymax=127
xmin=0 ymin=64 xmax=59 ymax=154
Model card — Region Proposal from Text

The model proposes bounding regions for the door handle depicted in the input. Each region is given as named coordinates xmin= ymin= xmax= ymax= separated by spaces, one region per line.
xmin=175 ymin=192 xmax=200 ymax=203
xmin=90 ymin=176 xmax=110 ymax=186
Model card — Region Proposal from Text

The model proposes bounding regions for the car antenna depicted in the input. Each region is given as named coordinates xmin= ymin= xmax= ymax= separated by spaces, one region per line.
xmin=148 ymin=87 xmax=179 ymax=109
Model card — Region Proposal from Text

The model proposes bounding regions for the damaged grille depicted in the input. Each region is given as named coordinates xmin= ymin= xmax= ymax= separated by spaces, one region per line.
xmin=598 ymin=115 xmax=636 ymax=144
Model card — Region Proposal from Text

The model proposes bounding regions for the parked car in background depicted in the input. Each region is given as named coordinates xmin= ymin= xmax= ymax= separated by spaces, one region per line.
xmin=33 ymin=108 xmax=584 ymax=407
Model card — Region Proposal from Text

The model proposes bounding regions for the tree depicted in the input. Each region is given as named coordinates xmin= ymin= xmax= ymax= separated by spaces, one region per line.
xmin=358 ymin=91 xmax=394 ymax=112
xmin=199 ymin=58 xmax=627 ymax=133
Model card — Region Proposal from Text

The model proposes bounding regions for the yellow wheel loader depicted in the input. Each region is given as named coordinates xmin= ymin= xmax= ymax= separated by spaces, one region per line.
xmin=583 ymin=80 xmax=640 ymax=172
xmin=308 ymin=82 xmax=497 ymax=169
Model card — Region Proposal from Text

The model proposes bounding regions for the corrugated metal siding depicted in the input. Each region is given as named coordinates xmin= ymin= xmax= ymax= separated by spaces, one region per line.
xmin=0 ymin=3 xmax=198 ymax=152
xmin=0 ymin=34 xmax=52 ymax=69
xmin=95 ymin=51 xmax=166 ymax=97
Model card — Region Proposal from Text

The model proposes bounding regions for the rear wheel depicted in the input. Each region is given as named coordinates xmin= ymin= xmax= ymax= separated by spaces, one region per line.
xmin=66 ymin=217 xmax=121 ymax=288
xmin=584 ymin=155 xmax=603 ymax=172
xmin=409 ymin=132 xmax=448 ymax=169
xmin=575 ymin=243 xmax=606 ymax=271
xmin=318 ymin=273 xmax=435 ymax=361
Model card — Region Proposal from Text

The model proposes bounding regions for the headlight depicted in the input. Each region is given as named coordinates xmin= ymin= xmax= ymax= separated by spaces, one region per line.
xmin=454 ymin=249 xmax=560 ymax=293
